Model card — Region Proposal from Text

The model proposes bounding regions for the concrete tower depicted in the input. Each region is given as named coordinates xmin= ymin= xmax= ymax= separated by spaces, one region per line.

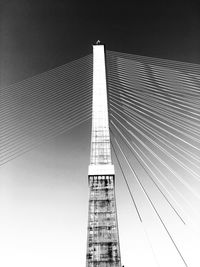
xmin=86 ymin=43 xmax=121 ymax=267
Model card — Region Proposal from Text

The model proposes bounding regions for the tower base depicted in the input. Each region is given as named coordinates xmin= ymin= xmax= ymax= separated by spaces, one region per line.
xmin=86 ymin=175 xmax=121 ymax=267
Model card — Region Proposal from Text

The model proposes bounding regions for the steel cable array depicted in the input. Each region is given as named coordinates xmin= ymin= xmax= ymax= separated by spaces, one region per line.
xmin=1 ymin=49 xmax=200 ymax=266
xmin=106 ymin=50 xmax=200 ymax=267
xmin=0 ymin=54 xmax=93 ymax=165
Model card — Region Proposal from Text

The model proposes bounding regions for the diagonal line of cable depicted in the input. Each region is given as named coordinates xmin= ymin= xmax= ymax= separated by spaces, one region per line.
xmin=108 ymin=98 xmax=200 ymax=163
xmin=1 ymin=54 xmax=92 ymax=92
xmin=109 ymin=97 xmax=200 ymax=153
xmin=111 ymin=128 xmax=189 ymax=267
xmin=1 ymin=54 xmax=93 ymax=165
xmin=110 ymin=137 xmax=142 ymax=222
xmin=110 ymin=111 xmax=200 ymax=200
xmin=1 ymin=108 xmax=92 ymax=157
xmin=108 ymin=80 xmax=200 ymax=127
xmin=107 ymin=50 xmax=200 ymax=75
xmin=120 ymin=106 xmax=200 ymax=170
xmin=110 ymin=118 xmax=200 ymax=220
xmin=109 ymin=63 xmax=200 ymax=102
xmin=115 ymin=61 xmax=200 ymax=99
xmin=111 ymin=135 xmax=161 ymax=267
xmin=111 ymin=126 xmax=186 ymax=225
xmin=107 ymin=67 xmax=200 ymax=120
xmin=109 ymin=89 xmax=200 ymax=137
xmin=0 ymin=117 xmax=91 ymax=166
xmin=110 ymin=102 xmax=200 ymax=180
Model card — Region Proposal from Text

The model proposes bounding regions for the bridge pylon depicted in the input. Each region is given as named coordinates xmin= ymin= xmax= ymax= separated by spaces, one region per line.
xmin=86 ymin=43 xmax=121 ymax=267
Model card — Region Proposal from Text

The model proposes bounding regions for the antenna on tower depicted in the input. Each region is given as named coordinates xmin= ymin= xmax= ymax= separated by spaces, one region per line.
xmin=96 ymin=40 xmax=101 ymax=45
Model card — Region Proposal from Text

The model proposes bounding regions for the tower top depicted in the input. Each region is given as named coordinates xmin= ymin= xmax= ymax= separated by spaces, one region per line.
xmin=88 ymin=42 xmax=114 ymax=176
xmin=95 ymin=40 xmax=101 ymax=45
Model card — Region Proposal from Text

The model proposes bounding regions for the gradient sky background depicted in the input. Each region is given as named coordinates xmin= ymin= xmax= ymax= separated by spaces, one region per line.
xmin=1 ymin=1 xmax=200 ymax=267
xmin=1 ymin=0 xmax=200 ymax=87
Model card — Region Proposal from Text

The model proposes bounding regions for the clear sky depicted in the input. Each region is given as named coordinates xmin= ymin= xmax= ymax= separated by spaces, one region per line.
xmin=1 ymin=1 xmax=200 ymax=267
xmin=1 ymin=0 xmax=200 ymax=87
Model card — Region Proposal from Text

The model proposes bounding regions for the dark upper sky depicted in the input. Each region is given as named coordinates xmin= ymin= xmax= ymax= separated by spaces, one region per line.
xmin=1 ymin=0 xmax=200 ymax=87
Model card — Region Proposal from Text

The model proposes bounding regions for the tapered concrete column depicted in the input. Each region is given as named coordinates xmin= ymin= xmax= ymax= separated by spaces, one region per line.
xmin=86 ymin=43 xmax=121 ymax=267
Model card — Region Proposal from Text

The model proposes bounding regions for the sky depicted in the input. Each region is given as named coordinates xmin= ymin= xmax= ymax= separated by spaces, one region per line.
xmin=1 ymin=0 xmax=200 ymax=87
xmin=1 ymin=1 xmax=200 ymax=267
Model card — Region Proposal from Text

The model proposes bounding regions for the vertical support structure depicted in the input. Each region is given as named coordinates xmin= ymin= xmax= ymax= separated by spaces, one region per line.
xmin=86 ymin=43 xmax=121 ymax=267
